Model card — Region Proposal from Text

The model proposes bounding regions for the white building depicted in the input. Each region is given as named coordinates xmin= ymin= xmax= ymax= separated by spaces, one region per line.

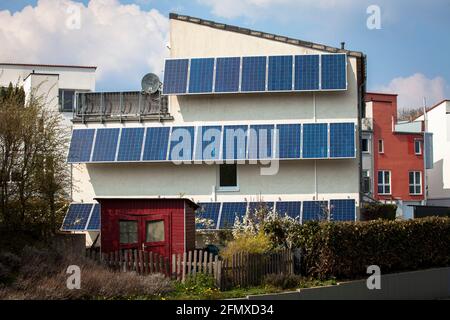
xmin=63 ymin=14 xmax=367 ymax=249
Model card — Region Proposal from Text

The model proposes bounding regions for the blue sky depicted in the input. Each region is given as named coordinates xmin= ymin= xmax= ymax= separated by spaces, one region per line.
xmin=0 ymin=0 xmax=449 ymax=109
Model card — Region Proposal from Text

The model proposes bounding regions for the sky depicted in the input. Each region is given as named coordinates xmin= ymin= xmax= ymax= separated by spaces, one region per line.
xmin=0 ymin=0 xmax=449 ymax=110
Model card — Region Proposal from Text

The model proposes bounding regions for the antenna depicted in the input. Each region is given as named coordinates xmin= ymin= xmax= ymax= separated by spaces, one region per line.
xmin=141 ymin=73 xmax=161 ymax=94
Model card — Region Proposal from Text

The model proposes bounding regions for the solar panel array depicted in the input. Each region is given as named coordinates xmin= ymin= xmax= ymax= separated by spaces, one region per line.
xmin=67 ymin=122 xmax=355 ymax=163
xmin=196 ymin=199 xmax=356 ymax=230
xmin=61 ymin=203 xmax=100 ymax=231
xmin=163 ymin=54 xmax=347 ymax=95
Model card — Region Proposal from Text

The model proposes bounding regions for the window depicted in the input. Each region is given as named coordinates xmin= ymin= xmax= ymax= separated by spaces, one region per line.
xmin=119 ymin=220 xmax=138 ymax=244
xmin=146 ymin=220 xmax=165 ymax=242
xmin=59 ymin=89 xmax=75 ymax=112
xmin=362 ymin=170 xmax=371 ymax=193
xmin=377 ymin=170 xmax=391 ymax=195
xmin=219 ymin=164 xmax=238 ymax=190
xmin=362 ymin=138 xmax=369 ymax=153
xmin=378 ymin=139 xmax=384 ymax=153
xmin=414 ymin=139 xmax=422 ymax=155
xmin=409 ymin=171 xmax=422 ymax=195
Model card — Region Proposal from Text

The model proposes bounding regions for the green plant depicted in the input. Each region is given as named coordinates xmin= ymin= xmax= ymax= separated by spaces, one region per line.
xmin=221 ymin=232 xmax=272 ymax=260
xmin=361 ymin=202 xmax=397 ymax=221
xmin=262 ymin=273 xmax=302 ymax=289
xmin=172 ymin=273 xmax=220 ymax=299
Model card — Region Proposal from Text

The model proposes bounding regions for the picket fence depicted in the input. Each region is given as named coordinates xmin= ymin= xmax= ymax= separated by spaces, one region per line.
xmin=86 ymin=248 xmax=293 ymax=289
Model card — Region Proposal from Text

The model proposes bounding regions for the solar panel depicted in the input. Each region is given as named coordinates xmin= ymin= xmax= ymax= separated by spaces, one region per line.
xmin=294 ymin=55 xmax=319 ymax=90
xmin=169 ymin=126 xmax=195 ymax=161
xmin=277 ymin=124 xmax=301 ymax=159
xmin=188 ymin=58 xmax=214 ymax=93
xmin=302 ymin=123 xmax=328 ymax=158
xmin=117 ymin=128 xmax=144 ymax=161
xmin=163 ymin=59 xmax=189 ymax=94
xmin=248 ymin=202 xmax=274 ymax=214
xmin=195 ymin=126 xmax=222 ymax=161
xmin=321 ymin=54 xmax=346 ymax=90
xmin=67 ymin=129 xmax=95 ymax=163
xmin=302 ymin=201 xmax=328 ymax=222
xmin=86 ymin=204 xmax=100 ymax=231
xmin=142 ymin=127 xmax=170 ymax=161
xmin=241 ymin=56 xmax=267 ymax=92
xmin=91 ymin=128 xmax=120 ymax=162
xmin=214 ymin=57 xmax=240 ymax=93
xmin=329 ymin=123 xmax=355 ymax=158
xmin=275 ymin=201 xmax=301 ymax=220
xmin=268 ymin=55 xmax=293 ymax=91
xmin=196 ymin=202 xmax=221 ymax=230
xmin=330 ymin=199 xmax=355 ymax=221
xmin=223 ymin=125 xmax=248 ymax=161
xmin=61 ymin=203 xmax=93 ymax=231
xmin=219 ymin=202 xmax=248 ymax=229
xmin=248 ymin=125 xmax=274 ymax=160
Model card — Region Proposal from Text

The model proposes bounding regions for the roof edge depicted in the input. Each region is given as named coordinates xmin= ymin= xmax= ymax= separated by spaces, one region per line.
xmin=0 ymin=62 xmax=97 ymax=70
xmin=169 ymin=13 xmax=364 ymax=58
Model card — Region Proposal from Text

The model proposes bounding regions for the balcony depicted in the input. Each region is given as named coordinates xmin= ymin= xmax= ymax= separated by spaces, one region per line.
xmin=361 ymin=118 xmax=373 ymax=131
xmin=73 ymin=91 xmax=171 ymax=123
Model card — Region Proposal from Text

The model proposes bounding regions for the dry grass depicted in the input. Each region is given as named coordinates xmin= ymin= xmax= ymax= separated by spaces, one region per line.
xmin=0 ymin=247 xmax=173 ymax=300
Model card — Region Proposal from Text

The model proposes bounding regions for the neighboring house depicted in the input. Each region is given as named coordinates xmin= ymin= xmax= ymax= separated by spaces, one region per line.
xmin=363 ymin=92 xmax=430 ymax=219
xmin=415 ymin=100 xmax=450 ymax=206
xmin=62 ymin=13 xmax=366 ymax=252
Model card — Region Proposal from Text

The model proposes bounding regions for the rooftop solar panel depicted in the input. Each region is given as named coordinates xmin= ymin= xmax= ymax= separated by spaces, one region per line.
xmin=214 ymin=57 xmax=240 ymax=93
xmin=241 ymin=56 xmax=267 ymax=92
xmin=268 ymin=55 xmax=293 ymax=91
xmin=86 ymin=204 xmax=100 ymax=231
xmin=142 ymin=127 xmax=170 ymax=161
xmin=163 ymin=59 xmax=189 ymax=94
xmin=91 ymin=128 xmax=120 ymax=162
xmin=321 ymin=54 xmax=346 ymax=90
xmin=223 ymin=125 xmax=248 ymax=161
xmin=188 ymin=58 xmax=214 ymax=93
xmin=275 ymin=201 xmax=301 ymax=220
xmin=277 ymin=124 xmax=301 ymax=159
xmin=219 ymin=202 xmax=248 ymax=229
xmin=195 ymin=126 xmax=222 ymax=161
xmin=169 ymin=126 xmax=195 ymax=161
xmin=330 ymin=199 xmax=355 ymax=221
xmin=196 ymin=202 xmax=221 ymax=230
xmin=294 ymin=55 xmax=320 ymax=90
xmin=302 ymin=123 xmax=328 ymax=158
xmin=61 ymin=203 xmax=93 ymax=231
xmin=248 ymin=125 xmax=274 ymax=160
xmin=302 ymin=201 xmax=328 ymax=222
xmin=67 ymin=129 xmax=95 ymax=163
xmin=117 ymin=128 xmax=145 ymax=161
xmin=329 ymin=123 xmax=355 ymax=158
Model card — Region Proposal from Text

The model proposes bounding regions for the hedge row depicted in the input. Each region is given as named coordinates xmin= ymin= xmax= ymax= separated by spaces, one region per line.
xmin=290 ymin=217 xmax=450 ymax=279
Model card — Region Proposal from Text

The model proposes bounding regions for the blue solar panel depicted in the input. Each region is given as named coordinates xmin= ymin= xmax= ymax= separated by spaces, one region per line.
xmin=67 ymin=129 xmax=95 ymax=163
xmin=294 ymin=55 xmax=319 ymax=90
xmin=196 ymin=202 xmax=221 ymax=230
xmin=169 ymin=126 xmax=195 ymax=161
xmin=241 ymin=56 xmax=267 ymax=92
xmin=61 ymin=203 xmax=93 ymax=231
xmin=302 ymin=201 xmax=328 ymax=222
xmin=330 ymin=199 xmax=355 ymax=221
xmin=86 ymin=204 xmax=100 ymax=230
xmin=223 ymin=125 xmax=248 ymax=160
xmin=91 ymin=128 xmax=120 ymax=162
xmin=321 ymin=54 xmax=346 ymax=90
xmin=248 ymin=125 xmax=274 ymax=160
xmin=142 ymin=127 xmax=170 ymax=161
xmin=214 ymin=57 xmax=240 ymax=93
xmin=302 ymin=123 xmax=328 ymax=158
xmin=248 ymin=202 xmax=274 ymax=214
xmin=277 ymin=124 xmax=301 ymax=159
xmin=276 ymin=201 xmax=301 ymax=220
xmin=329 ymin=123 xmax=355 ymax=158
xmin=188 ymin=58 xmax=214 ymax=93
xmin=220 ymin=202 xmax=248 ymax=228
xmin=163 ymin=59 xmax=189 ymax=94
xmin=117 ymin=128 xmax=144 ymax=161
xmin=268 ymin=56 xmax=293 ymax=91
xmin=195 ymin=126 xmax=222 ymax=161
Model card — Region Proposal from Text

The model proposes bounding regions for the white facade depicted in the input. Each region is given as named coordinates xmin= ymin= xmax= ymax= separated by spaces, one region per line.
xmin=71 ymin=15 xmax=364 ymax=216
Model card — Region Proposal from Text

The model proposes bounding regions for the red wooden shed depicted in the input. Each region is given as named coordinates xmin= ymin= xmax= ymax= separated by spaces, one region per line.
xmin=97 ymin=198 xmax=197 ymax=257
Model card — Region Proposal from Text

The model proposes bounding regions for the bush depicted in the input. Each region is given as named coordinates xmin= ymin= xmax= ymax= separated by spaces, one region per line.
xmin=262 ymin=273 xmax=302 ymax=290
xmin=221 ymin=232 xmax=272 ymax=260
xmin=290 ymin=217 xmax=450 ymax=279
xmin=361 ymin=203 xmax=397 ymax=221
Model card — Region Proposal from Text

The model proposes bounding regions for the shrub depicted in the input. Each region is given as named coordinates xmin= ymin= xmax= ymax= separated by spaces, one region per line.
xmin=262 ymin=273 xmax=302 ymax=290
xmin=361 ymin=202 xmax=397 ymax=221
xmin=221 ymin=232 xmax=272 ymax=260
xmin=291 ymin=217 xmax=450 ymax=279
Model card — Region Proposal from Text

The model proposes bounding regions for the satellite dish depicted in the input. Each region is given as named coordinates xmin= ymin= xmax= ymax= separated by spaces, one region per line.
xmin=141 ymin=73 xmax=160 ymax=94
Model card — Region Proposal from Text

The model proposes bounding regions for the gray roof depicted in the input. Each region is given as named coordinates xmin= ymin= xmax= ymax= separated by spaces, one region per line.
xmin=169 ymin=13 xmax=364 ymax=58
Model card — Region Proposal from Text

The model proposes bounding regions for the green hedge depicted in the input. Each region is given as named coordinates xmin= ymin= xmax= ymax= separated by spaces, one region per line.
xmin=289 ymin=217 xmax=450 ymax=279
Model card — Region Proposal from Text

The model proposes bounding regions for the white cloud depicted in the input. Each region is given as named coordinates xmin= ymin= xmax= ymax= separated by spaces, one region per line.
xmin=0 ymin=0 xmax=169 ymax=90
xmin=375 ymin=73 xmax=448 ymax=110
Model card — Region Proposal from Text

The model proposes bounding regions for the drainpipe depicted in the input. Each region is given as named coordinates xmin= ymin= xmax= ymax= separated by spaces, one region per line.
xmin=423 ymin=98 xmax=428 ymax=205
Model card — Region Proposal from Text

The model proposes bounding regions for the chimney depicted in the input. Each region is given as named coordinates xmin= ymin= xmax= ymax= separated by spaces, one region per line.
xmin=340 ymin=42 xmax=345 ymax=50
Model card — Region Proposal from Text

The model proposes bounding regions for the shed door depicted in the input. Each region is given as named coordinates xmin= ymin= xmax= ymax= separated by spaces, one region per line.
xmin=141 ymin=214 xmax=171 ymax=257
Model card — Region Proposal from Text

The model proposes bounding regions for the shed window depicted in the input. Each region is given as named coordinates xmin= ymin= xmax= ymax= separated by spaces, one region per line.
xmin=146 ymin=220 xmax=165 ymax=242
xmin=119 ymin=220 xmax=138 ymax=244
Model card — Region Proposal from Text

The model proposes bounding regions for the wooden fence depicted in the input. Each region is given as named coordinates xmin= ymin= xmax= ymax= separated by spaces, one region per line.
xmin=86 ymin=248 xmax=293 ymax=289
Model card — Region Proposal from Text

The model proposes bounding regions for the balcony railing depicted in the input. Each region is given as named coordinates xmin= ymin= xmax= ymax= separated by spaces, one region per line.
xmin=73 ymin=91 xmax=169 ymax=122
